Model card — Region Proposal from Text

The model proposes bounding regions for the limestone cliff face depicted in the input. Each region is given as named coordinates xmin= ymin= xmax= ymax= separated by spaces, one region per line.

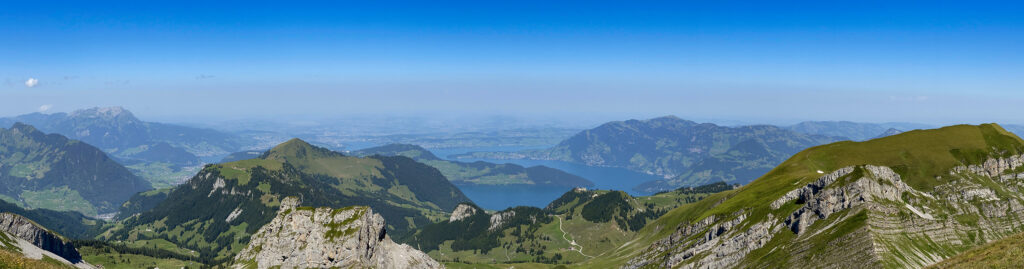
xmin=0 ymin=213 xmax=81 ymax=262
xmin=625 ymin=155 xmax=1024 ymax=269
xmin=449 ymin=203 xmax=478 ymax=222
xmin=232 ymin=197 xmax=442 ymax=269
xmin=0 ymin=213 xmax=95 ymax=268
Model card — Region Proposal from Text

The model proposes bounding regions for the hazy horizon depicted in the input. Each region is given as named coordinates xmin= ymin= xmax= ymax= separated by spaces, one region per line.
xmin=4 ymin=1 xmax=1023 ymax=126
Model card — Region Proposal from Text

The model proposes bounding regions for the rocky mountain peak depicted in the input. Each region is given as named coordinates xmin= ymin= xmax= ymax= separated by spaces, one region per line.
xmin=449 ymin=203 xmax=480 ymax=222
xmin=232 ymin=198 xmax=441 ymax=269
xmin=69 ymin=106 xmax=135 ymax=120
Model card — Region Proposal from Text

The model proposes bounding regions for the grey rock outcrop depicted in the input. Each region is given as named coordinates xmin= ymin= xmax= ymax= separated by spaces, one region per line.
xmin=626 ymin=157 xmax=1024 ymax=269
xmin=232 ymin=197 xmax=442 ymax=269
xmin=0 ymin=213 xmax=82 ymax=263
xmin=489 ymin=211 xmax=516 ymax=231
xmin=771 ymin=167 xmax=855 ymax=209
xmin=449 ymin=203 xmax=478 ymax=222
xmin=784 ymin=165 xmax=915 ymax=234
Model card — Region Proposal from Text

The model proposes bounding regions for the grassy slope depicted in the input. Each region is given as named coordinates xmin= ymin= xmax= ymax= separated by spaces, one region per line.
xmin=579 ymin=124 xmax=1024 ymax=268
xmin=927 ymin=230 xmax=1024 ymax=268
xmin=0 ymin=248 xmax=74 ymax=269
xmin=78 ymin=246 xmax=197 ymax=269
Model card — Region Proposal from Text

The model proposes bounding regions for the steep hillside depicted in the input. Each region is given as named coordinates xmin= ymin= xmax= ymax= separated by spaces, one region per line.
xmin=454 ymin=116 xmax=839 ymax=191
xmin=585 ymin=123 xmax=1024 ymax=268
xmin=405 ymin=182 xmax=732 ymax=265
xmin=355 ymin=144 xmax=593 ymax=187
xmin=231 ymin=197 xmax=441 ymax=269
xmin=0 ymin=123 xmax=152 ymax=216
xmin=0 ymin=107 xmax=248 ymax=188
xmin=101 ymin=138 xmax=471 ymax=264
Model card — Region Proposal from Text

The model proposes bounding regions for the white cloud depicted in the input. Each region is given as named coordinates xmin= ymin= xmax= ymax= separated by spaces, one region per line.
xmin=38 ymin=104 xmax=53 ymax=112
xmin=25 ymin=78 xmax=38 ymax=88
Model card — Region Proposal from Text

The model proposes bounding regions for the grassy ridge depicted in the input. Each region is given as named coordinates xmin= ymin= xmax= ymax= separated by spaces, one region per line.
xmin=579 ymin=123 xmax=1024 ymax=268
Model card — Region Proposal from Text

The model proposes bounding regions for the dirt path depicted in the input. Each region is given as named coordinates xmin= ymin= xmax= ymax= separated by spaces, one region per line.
xmin=556 ymin=215 xmax=594 ymax=259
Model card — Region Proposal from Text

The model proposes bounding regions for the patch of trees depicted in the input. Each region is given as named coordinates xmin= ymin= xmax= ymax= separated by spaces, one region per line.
xmin=73 ymin=240 xmax=207 ymax=264
xmin=405 ymin=206 xmax=551 ymax=254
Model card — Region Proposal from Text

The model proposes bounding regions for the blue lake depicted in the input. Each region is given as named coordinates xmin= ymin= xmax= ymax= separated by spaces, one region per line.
xmin=347 ymin=144 xmax=667 ymax=211
xmin=432 ymin=148 xmax=665 ymax=210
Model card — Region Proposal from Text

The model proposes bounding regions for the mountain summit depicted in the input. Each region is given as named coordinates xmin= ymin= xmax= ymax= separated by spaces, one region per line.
xmin=68 ymin=106 xmax=137 ymax=122
xmin=104 ymin=138 xmax=471 ymax=263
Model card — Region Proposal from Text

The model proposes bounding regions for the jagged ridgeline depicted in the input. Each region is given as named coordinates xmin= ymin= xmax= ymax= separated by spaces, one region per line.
xmin=101 ymin=138 xmax=471 ymax=263
xmin=404 ymin=182 xmax=732 ymax=264
xmin=584 ymin=123 xmax=1024 ymax=268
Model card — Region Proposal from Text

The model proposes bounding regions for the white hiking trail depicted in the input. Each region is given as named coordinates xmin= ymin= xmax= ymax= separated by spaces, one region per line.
xmin=556 ymin=215 xmax=594 ymax=259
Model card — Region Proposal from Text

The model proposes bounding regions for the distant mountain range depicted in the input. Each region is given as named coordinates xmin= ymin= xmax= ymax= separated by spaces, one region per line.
xmin=353 ymin=144 xmax=593 ymax=187
xmin=0 ymin=123 xmax=151 ymax=217
xmin=454 ymin=116 xmax=842 ymax=192
xmin=102 ymin=138 xmax=471 ymax=263
xmin=785 ymin=121 xmax=933 ymax=141
xmin=0 ymin=107 xmax=248 ymax=188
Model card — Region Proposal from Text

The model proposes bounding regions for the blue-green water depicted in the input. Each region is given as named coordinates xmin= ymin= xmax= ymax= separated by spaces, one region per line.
xmin=435 ymin=147 xmax=664 ymax=210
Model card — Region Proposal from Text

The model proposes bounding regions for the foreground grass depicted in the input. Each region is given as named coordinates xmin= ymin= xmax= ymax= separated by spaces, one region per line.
xmin=79 ymin=246 xmax=198 ymax=269
xmin=928 ymin=230 xmax=1024 ymax=269
xmin=0 ymin=248 xmax=73 ymax=269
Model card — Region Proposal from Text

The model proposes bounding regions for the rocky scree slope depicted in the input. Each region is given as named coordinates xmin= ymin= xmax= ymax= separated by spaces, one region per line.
xmin=232 ymin=197 xmax=440 ymax=269
xmin=584 ymin=124 xmax=1024 ymax=269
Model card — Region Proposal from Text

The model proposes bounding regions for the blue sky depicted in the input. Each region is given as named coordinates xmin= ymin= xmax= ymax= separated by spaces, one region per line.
xmin=1 ymin=1 xmax=1023 ymax=125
